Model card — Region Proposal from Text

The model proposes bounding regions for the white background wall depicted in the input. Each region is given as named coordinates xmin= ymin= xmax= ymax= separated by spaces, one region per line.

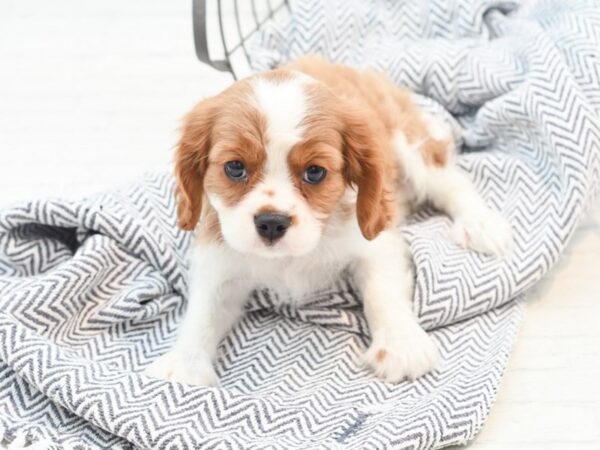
xmin=0 ymin=0 xmax=232 ymax=206
xmin=1 ymin=1 xmax=599 ymax=448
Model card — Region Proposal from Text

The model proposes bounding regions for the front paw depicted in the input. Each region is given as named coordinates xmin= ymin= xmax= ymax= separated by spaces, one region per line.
xmin=364 ymin=325 xmax=440 ymax=382
xmin=144 ymin=350 xmax=219 ymax=387
xmin=451 ymin=208 xmax=512 ymax=257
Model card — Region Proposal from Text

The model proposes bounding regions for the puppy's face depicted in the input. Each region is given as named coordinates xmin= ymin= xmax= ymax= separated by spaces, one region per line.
xmin=175 ymin=70 xmax=391 ymax=258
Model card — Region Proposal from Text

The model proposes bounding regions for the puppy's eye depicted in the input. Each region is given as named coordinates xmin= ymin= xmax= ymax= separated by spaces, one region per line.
xmin=303 ymin=165 xmax=327 ymax=184
xmin=224 ymin=160 xmax=247 ymax=181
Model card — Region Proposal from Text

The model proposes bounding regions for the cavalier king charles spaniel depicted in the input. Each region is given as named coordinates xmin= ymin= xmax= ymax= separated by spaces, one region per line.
xmin=145 ymin=57 xmax=512 ymax=386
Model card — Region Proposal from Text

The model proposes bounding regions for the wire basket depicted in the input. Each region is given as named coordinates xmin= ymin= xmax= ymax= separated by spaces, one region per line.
xmin=193 ymin=0 xmax=290 ymax=80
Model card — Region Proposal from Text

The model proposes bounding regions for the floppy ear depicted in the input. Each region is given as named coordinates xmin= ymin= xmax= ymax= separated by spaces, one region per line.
xmin=174 ymin=98 xmax=218 ymax=231
xmin=342 ymin=109 xmax=394 ymax=240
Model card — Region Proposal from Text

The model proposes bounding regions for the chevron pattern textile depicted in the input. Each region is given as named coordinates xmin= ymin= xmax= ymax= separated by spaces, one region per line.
xmin=1 ymin=0 xmax=600 ymax=449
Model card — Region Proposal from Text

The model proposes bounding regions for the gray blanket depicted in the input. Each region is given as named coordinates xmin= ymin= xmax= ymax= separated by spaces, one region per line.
xmin=1 ymin=0 xmax=599 ymax=448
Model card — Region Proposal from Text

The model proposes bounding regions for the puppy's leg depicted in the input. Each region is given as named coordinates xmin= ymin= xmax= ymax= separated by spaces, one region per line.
xmin=436 ymin=166 xmax=512 ymax=257
xmin=358 ymin=230 xmax=439 ymax=382
xmin=394 ymin=119 xmax=512 ymax=257
xmin=144 ymin=245 xmax=250 ymax=386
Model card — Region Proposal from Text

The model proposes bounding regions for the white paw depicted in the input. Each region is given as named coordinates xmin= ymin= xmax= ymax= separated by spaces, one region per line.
xmin=144 ymin=350 xmax=219 ymax=387
xmin=451 ymin=207 xmax=512 ymax=257
xmin=364 ymin=324 xmax=440 ymax=383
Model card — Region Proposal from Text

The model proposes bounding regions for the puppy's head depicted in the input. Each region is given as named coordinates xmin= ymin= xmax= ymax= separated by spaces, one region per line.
xmin=175 ymin=69 xmax=392 ymax=258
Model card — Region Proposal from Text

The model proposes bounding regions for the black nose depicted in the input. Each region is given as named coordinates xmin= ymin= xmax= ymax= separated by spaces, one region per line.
xmin=254 ymin=213 xmax=291 ymax=243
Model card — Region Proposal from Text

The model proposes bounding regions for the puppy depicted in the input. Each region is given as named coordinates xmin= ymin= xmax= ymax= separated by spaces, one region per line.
xmin=145 ymin=57 xmax=512 ymax=386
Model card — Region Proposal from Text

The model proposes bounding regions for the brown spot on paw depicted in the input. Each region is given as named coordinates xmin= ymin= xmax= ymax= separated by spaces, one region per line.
xmin=375 ymin=349 xmax=387 ymax=362
xmin=421 ymin=138 xmax=451 ymax=167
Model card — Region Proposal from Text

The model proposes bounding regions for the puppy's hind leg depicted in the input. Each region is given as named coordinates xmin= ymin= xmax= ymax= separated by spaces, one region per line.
xmin=394 ymin=116 xmax=512 ymax=257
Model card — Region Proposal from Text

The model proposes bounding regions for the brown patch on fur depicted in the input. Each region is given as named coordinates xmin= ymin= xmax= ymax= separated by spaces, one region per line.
xmin=259 ymin=68 xmax=296 ymax=84
xmin=204 ymin=135 xmax=266 ymax=208
xmin=375 ymin=349 xmax=387 ymax=362
xmin=340 ymin=107 xmax=396 ymax=240
xmin=206 ymin=80 xmax=268 ymax=208
xmin=263 ymin=189 xmax=274 ymax=197
xmin=288 ymin=140 xmax=347 ymax=217
xmin=174 ymin=96 xmax=221 ymax=231
xmin=288 ymin=56 xmax=416 ymax=137
xmin=285 ymin=58 xmax=399 ymax=239
xmin=421 ymin=138 xmax=451 ymax=167
xmin=174 ymin=77 xmax=270 ymax=231
xmin=288 ymin=55 xmax=451 ymax=182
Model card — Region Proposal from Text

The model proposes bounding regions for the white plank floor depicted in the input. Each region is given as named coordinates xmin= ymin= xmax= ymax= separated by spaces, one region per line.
xmin=1 ymin=1 xmax=599 ymax=448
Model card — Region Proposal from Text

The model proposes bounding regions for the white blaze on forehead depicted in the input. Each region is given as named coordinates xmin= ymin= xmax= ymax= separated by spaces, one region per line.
xmin=252 ymin=75 xmax=308 ymax=180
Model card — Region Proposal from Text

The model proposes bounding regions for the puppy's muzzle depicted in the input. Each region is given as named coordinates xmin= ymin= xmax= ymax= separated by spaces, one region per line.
xmin=254 ymin=213 xmax=291 ymax=244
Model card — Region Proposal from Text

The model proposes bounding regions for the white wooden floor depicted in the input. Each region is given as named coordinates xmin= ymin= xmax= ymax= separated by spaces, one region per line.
xmin=1 ymin=1 xmax=599 ymax=449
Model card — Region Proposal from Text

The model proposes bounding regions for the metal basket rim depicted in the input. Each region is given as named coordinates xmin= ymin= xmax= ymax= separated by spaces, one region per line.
xmin=192 ymin=0 xmax=290 ymax=80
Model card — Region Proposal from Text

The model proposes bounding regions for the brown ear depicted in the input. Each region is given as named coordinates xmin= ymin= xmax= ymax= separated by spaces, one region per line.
xmin=174 ymin=97 xmax=218 ymax=230
xmin=342 ymin=109 xmax=394 ymax=240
